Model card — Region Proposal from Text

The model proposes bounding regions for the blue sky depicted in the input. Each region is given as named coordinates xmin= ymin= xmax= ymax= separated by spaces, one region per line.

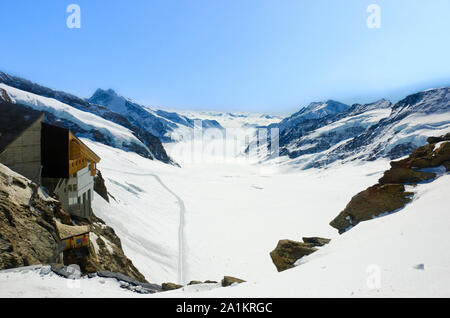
xmin=0 ymin=0 xmax=449 ymax=114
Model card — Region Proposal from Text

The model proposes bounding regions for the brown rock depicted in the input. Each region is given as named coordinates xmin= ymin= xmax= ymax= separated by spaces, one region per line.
xmin=444 ymin=161 xmax=450 ymax=172
xmin=221 ymin=276 xmax=246 ymax=287
xmin=378 ymin=167 xmax=435 ymax=185
xmin=330 ymin=184 xmax=413 ymax=234
xmin=83 ymin=221 xmax=147 ymax=282
xmin=0 ymin=166 xmax=63 ymax=270
xmin=94 ymin=170 xmax=109 ymax=203
xmin=162 ymin=282 xmax=183 ymax=291
xmin=188 ymin=280 xmax=202 ymax=285
xmin=426 ymin=133 xmax=450 ymax=144
xmin=204 ymin=280 xmax=218 ymax=284
xmin=393 ymin=141 xmax=450 ymax=170
xmin=302 ymin=237 xmax=331 ymax=247
xmin=270 ymin=240 xmax=318 ymax=272
xmin=53 ymin=202 xmax=73 ymax=225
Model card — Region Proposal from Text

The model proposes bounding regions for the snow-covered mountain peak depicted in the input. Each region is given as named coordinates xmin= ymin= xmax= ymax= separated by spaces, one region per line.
xmin=89 ymin=88 xmax=130 ymax=114
xmin=391 ymin=87 xmax=450 ymax=115
xmin=349 ymin=98 xmax=392 ymax=115
xmin=296 ymin=100 xmax=350 ymax=120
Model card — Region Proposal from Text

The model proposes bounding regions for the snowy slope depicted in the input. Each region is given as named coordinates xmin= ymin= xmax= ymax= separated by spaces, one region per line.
xmin=174 ymin=172 xmax=450 ymax=297
xmin=0 ymin=83 xmax=148 ymax=153
xmin=1 ymin=161 xmax=448 ymax=297
xmin=78 ymin=137 xmax=391 ymax=285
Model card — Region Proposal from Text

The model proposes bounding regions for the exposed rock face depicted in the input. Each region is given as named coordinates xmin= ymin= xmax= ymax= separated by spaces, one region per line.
xmin=330 ymin=134 xmax=450 ymax=234
xmin=188 ymin=280 xmax=202 ymax=285
xmin=0 ymin=88 xmax=13 ymax=103
xmin=162 ymin=282 xmax=183 ymax=291
xmin=393 ymin=141 xmax=450 ymax=170
xmin=330 ymin=184 xmax=413 ymax=234
xmin=0 ymin=164 xmax=63 ymax=269
xmin=270 ymin=240 xmax=317 ymax=272
xmin=378 ymin=167 xmax=435 ymax=185
xmin=302 ymin=237 xmax=331 ymax=247
xmin=0 ymin=163 xmax=147 ymax=284
xmin=221 ymin=276 xmax=246 ymax=287
xmin=427 ymin=133 xmax=450 ymax=144
xmin=69 ymin=215 xmax=147 ymax=283
xmin=94 ymin=170 xmax=109 ymax=203
xmin=96 ymin=271 xmax=161 ymax=293
xmin=53 ymin=201 xmax=73 ymax=225
xmin=204 ymin=280 xmax=218 ymax=284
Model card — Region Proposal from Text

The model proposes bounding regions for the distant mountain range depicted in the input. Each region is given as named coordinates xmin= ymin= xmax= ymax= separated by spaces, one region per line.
xmin=88 ymin=88 xmax=223 ymax=142
xmin=266 ymin=89 xmax=450 ymax=169
xmin=1 ymin=70 xmax=449 ymax=170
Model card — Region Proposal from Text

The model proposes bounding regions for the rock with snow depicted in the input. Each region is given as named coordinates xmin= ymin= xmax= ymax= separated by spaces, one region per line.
xmin=188 ymin=280 xmax=202 ymax=285
xmin=162 ymin=282 xmax=183 ymax=291
xmin=330 ymin=184 xmax=413 ymax=234
xmin=330 ymin=134 xmax=450 ymax=234
xmin=0 ymin=164 xmax=63 ymax=270
xmin=94 ymin=170 xmax=109 ymax=203
xmin=302 ymin=237 xmax=331 ymax=247
xmin=221 ymin=276 xmax=246 ymax=287
xmin=270 ymin=240 xmax=317 ymax=272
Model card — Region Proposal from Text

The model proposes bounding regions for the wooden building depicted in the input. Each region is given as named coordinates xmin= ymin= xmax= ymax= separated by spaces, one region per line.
xmin=41 ymin=123 xmax=101 ymax=219
xmin=0 ymin=98 xmax=101 ymax=219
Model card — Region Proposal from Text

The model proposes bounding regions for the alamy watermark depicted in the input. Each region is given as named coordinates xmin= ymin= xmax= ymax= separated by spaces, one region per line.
xmin=166 ymin=120 xmax=280 ymax=167
xmin=366 ymin=4 xmax=381 ymax=29
xmin=366 ymin=264 xmax=381 ymax=290
xmin=66 ymin=4 xmax=81 ymax=29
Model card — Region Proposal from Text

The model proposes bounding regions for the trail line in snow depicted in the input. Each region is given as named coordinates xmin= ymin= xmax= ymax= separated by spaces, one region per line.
xmin=102 ymin=168 xmax=186 ymax=284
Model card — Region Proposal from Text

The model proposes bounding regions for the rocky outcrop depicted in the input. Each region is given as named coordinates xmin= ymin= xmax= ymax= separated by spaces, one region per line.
xmin=270 ymin=240 xmax=318 ymax=272
xmin=188 ymin=280 xmax=202 ymax=285
xmin=392 ymin=140 xmax=450 ymax=171
xmin=0 ymin=88 xmax=13 ymax=103
xmin=302 ymin=237 xmax=331 ymax=247
xmin=330 ymin=134 xmax=450 ymax=233
xmin=67 ymin=214 xmax=147 ymax=283
xmin=94 ymin=170 xmax=109 ymax=203
xmin=378 ymin=167 xmax=435 ymax=184
xmin=53 ymin=201 xmax=73 ymax=225
xmin=221 ymin=276 xmax=246 ymax=287
xmin=330 ymin=184 xmax=414 ymax=234
xmin=0 ymin=163 xmax=147 ymax=284
xmin=162 ymin=282 xmax=183 ymax=291
xmin=96 ymin=271 xmax=161 ymax=293
xmin=0 ymin=164 xmax=63 ymax=270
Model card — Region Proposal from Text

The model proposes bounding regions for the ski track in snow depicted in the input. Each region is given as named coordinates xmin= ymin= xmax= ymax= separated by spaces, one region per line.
xmin=103 ymin=167 xmax=186 ymax=284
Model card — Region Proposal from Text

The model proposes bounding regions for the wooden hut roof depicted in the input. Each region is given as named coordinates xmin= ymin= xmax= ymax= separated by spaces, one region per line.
xmin=55 ymin=222 xmax=90 ymax=240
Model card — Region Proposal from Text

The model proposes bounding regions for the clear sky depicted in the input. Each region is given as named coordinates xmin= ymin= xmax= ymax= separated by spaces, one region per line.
xmin=0 ymin=0 xmax=449 ymax=114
